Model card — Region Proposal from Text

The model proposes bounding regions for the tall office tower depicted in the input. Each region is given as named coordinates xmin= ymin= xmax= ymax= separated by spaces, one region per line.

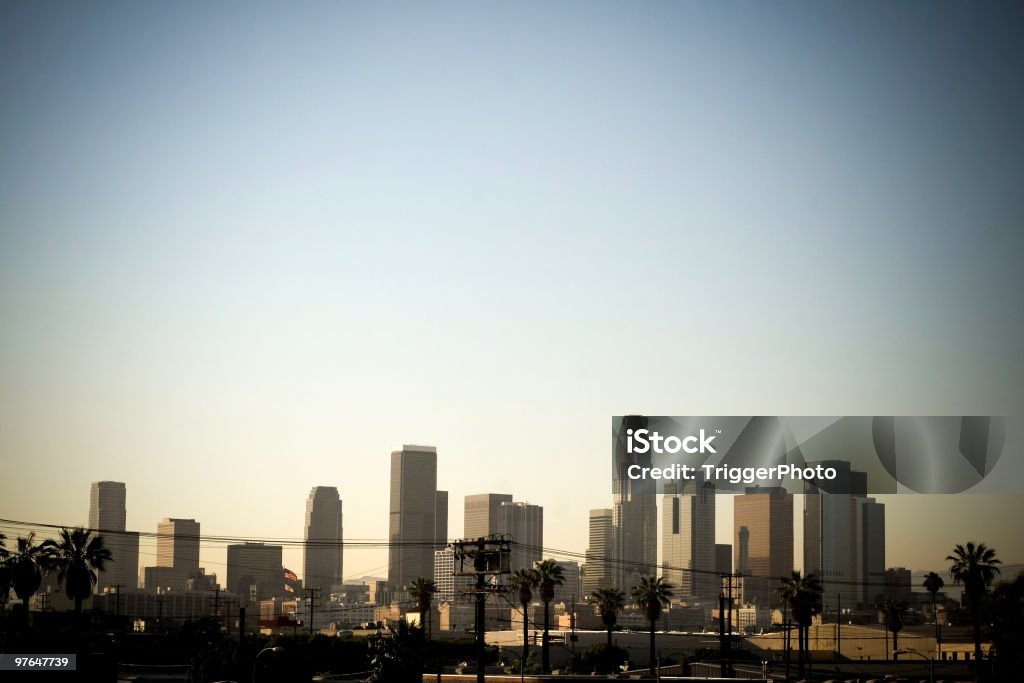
xmin=463 ymin=494 xmax=542 ymax=571
xmin=157 ymin=518 xmax=201 ymax=572
xmin=304 ymin=486 xmax=344 ymax=594
xmin=464 ymin=493 xmax=514 ymax=538
xmin=661 ymin=479 xmax=717 ymax=601
xmin=804 ymin=461 xmax=884 ymax=608
xmin=388 ymin=446 xmax=446 ymax=590
xmin=715 ymin=544 xmax=733 ymax=576
xmin=552 ymin=560 xmax=581 ymax=605
xmin=613 ymin=416 xmax=657 ymax=587
xmin=435 ymin=490 xmax=449 ymax=547
xmin=733 ymin=487 xmax=793 ymax=608
xmin=499 ymin=501 xmax=543 ymax=572
xmin=226 ymin=542 xmax=284 ymax=605
xmin=89 ymin=481 xmax=139 ymax=591
xmin=857 ymin=497 xmax=886 ymax=607
xmin=582 ymin=508 xmax=614 ymax=595
xmin=433 ymin=548 xmax=473 ymax=604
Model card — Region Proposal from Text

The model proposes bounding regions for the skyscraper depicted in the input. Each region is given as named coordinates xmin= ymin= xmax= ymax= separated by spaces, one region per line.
xmin=662 ymin=478 xmax=716 ymax=601
xmin=463 ymin=494 xmax=542 ymax=571
xmin=733 ymin=487 xmax=793 ymax=608
xmin=464 ymin=493 xmax=513 ymax=538
xmin=143 ymin=518 xmax=200 ymax=591
xmin=499 ymin=501 xmax=543 ymax=572
xmin=582 ymin=508 xmax=614 ymax=595
xmin=304 ymin=486 xmax=343 ymax=594
xmin=89 ymin=481 xmax=139 ymax=591
xmin=226 ymin=542 xmax=283 ymax=605
xmin=388 ymin=445 xmax=446 ymax=590
xmin=157 ymin=518 xmax=200 ymax=572
xmin=804 ymin=461 xmax=886 ymax=608
xmin=613 ymin=416 xmax=657 ymax=587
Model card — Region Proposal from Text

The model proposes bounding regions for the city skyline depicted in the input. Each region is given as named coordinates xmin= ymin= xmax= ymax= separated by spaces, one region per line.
xmin=2 ymin=1 xmax=1024 ymax=596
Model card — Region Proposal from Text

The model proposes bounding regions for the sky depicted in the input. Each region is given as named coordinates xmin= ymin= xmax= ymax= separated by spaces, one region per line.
xmin=2 ymin=1 xmax=1023 ymax=585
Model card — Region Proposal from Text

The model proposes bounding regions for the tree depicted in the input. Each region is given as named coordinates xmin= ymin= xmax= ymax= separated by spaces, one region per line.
xmin=590 ymin=587 xmax=626 ymax=647
xmin=631 ymin=575 xmax=674 ymax=674
xmin=989 ymin=570 xmax=1024 ymax=677
xmin=0 ymin=532 xmax=9 ymax=615
xmin=406 ymin=577 xmax=437 ymax=638
xmin=368 ymin=619 xmax=425 ymax=683
xmin=41 ymin=527 xmax=113 ymax=616
xmin=533 ymin=559 xmax=564 ymax=673
xmin=510 ymin=568 xmax=538 ymax=672
xmin=778 ymin=570 xmax=823 ymax=679
xmin=923 ymin=571 xmax=945 ymax=652
xmin=10 ymin=533 xmax=49 ymax=618
xmin=880 ymin=598 xmax=908 ymax=659
xmin=947 ymin=542 xmax=1001 ymax=663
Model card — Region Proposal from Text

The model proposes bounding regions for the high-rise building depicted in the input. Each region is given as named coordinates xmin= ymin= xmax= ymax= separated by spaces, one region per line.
xmin=463 ymin=494 xmax=542 ymax=571
xmin=733 ymin=487 xmax=792 ymax=608
xmin=388 ymin=446 xmax=446 ymax=590
xmin=552 ymin=560 xmax=581 ymax=605
xmin=157 ymin=518 xmax=200 ymax=572
xmin=464 ymin=494 xmax=513 ymax=539
xmin=857 ymin=497 xmax=886 ymax=606
xmin=89 ymin=481 xmax=139 ymax=591
xmin=226 ymin=542 xmax=283 ymax=605
xmin=304 ymin=486 xmax=344 ymax=594
xmin=582 ymin=508 xmax=614 ymax=595
xmin=142 ymin=518 xmax=201 ymax=591
xmin=662 ymin=479 xmax=717 ymax=601
xmin=500 ymin=501 xmax=543 ymax=572
xmin=433 ymin=548 xmax=474 ymax=604
xmin=613 ymin=416 xmax=657 ymax=587
xmin=715 ymin=544 xmax=733 ymax=576
xmin=435 ymin=490 xmax=449 ymax=547
xmin=804 ymin=461 xmax=886 ymax=608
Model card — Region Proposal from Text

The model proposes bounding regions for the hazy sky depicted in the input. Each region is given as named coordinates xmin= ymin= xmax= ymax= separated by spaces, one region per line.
xmin=2 ymin=2 xmax=1023 ymax=584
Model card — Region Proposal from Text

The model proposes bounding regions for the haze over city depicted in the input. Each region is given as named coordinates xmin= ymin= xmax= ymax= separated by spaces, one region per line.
xmin=3 ymin=1 xmax=1024 ymax=586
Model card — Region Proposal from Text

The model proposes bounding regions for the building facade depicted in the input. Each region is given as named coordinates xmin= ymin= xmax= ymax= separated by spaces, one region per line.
xmin=388 ymin=445 xmax=448 ymax=590
xmin=304 ymin=486 xmax=344 ymax=594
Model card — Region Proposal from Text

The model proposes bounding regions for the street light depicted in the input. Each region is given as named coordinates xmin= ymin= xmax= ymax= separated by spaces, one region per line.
xmin=894 ymin=647 xmax=933 ymax=683
xmin=253 ymin=646 xmax=284 ymax=683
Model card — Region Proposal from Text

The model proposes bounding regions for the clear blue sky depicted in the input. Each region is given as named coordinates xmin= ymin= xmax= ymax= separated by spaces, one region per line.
xmin=2 ymin=1 xmax=1023 ymax=581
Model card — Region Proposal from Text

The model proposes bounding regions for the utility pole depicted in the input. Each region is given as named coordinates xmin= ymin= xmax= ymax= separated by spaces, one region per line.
xmin=783 ymin=601 xmax=791 ymax=682
xmin=157 ymin=595 xmax=164 ymax=632
xmin=451 ymin=535 xmax=512 ymax=683
xmin=209 ymin=587 xmax=222 ymax=630
xmin=114 ymin=584 xmax=123 ymax=619
xmin=304 ymin=588 xmax=320 ymax=634
xmin=719 ymin=574 xmax=727 ymax=678
xmin=836 ymin=594 xmax=842 ymax=659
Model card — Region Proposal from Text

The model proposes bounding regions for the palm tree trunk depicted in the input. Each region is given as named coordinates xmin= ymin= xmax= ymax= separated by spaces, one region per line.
xmin=893 ymin=629 xmax=899 ymax=660
xmin=542 ymin=600 xmax=550 ymax=673
xmin=522 ymin=601 xmax=529 ymax=673
xmin=607 ymin=626 xmax=612 ymax=648
xmin=972 ymin=600 xmax=982 ymax=663
xmin=649 ymin=621 xmax=656 ymax=675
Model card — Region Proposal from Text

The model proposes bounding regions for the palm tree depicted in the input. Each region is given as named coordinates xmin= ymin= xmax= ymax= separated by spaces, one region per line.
xmin=41 ymin=527 xmax=112 ymax=617
xmin=947 ymin=542 xmax=1001 ymax=663
xmin=510 ymin=568 xmax=538 ymax=673
xmin=590 ymin=587 xmax=626 ymax=647
xmin=406 ymin=577 xmax=437 ymax=638
xmin=923 ymin=571 xmax=945 ymax=653
xmin=778 ymin=570 xmax=823 ymax=679
xmin=533 ymin=559 xmax=564 ymax=673
xmin=10 ymin=533 xmax=49 ymax=618
xmin=881 ymin=598 xmax=908 ymax=659
xmin=631 ymin=575 xmax=674 ymax=674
